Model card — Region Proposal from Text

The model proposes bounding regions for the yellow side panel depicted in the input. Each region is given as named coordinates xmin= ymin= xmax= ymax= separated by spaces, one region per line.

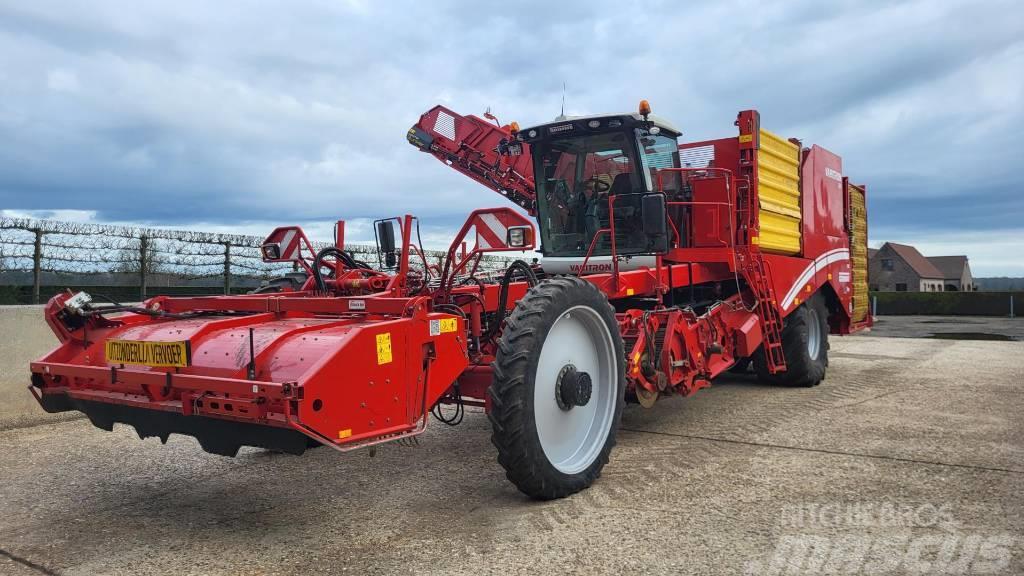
xmin=849 ymin=184 xmax=869 ymax=322
xmin=757 ymin=129 xmax=801 ymax=255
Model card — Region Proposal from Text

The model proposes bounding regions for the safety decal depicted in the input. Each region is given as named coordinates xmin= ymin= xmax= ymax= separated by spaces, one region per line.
xmin=375 ymin=332 xmax=393 ymax=365
xmin=429 ymin=318 xmax=459 ymax=336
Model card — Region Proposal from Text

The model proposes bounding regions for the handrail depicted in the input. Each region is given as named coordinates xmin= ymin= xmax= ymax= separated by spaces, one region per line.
xmin=575 ymin=192 xmax=639 ymax=291
xmin=656 ymin=167 xmax=738 ymax=249
xmin=577 ymin=228 xmax=612 ymax=277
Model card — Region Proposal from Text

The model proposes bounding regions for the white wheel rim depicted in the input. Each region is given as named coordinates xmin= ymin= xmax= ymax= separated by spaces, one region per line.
xmin=807 ymin=307 xmax=821 ymax=360
xmin=533 ymin=305 xmax=617 ymax=474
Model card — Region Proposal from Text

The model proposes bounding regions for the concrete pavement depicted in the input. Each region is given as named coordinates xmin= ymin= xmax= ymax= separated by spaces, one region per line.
xmin=1 ymin=334 xmax=1021 ymax=575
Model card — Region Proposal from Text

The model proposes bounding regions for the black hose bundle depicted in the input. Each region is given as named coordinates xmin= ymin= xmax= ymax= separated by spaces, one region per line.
xmin=484 ymin=259 xmax=539 ymax=341
xmin=431 ymin=381 xmax=464 ymax=426
xmin=312 ymin=246 xmax=373 ymax=292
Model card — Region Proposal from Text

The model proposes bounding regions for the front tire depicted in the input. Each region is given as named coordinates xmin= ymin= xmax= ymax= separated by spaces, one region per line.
xmin=755 ymin=294 xmax=829 ymax=387
xmin=489 ymin=276 xmax=625 ymax=500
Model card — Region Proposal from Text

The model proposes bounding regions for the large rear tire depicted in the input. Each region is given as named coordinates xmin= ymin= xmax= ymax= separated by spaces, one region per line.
xmin=755 ymin=294 xmax=829 ymax=387
xmin=489 ymin=276 xmax=625 ymax=500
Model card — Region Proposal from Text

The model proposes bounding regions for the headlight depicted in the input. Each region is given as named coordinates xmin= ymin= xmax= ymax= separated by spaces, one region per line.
xmin=507 ymin=226 xmax=531 ymax=248
xmin=261 ymin=243 xmax=282 ymax=260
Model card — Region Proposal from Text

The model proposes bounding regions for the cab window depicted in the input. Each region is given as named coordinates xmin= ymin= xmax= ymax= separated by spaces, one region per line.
xmin=535 ymin=131 xmax=645 ymax=256
xmin=636 ymin=131 xmax=681 ymax=193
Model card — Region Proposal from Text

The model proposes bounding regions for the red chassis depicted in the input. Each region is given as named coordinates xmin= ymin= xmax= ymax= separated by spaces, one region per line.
xmin=30 ymin=207 xmax=855 ymax=456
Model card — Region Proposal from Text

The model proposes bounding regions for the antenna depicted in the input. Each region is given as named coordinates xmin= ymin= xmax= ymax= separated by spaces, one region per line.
xmin=560 ymin=82 xmax=566 ymax=117
xmin=483 ymin=106 xmax=500 ymax=127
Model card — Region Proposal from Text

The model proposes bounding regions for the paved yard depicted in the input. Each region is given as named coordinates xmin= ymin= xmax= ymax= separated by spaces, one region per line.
xmin=868 ymin=315 xmax=1023 ymax=341
xmin=1 ymin=334 xmax=1021 ymax=575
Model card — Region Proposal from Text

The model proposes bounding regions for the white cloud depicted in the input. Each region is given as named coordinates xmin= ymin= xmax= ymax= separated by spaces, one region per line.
xmin=46 ymin=68 xmax=79 ymax=92
xmin=1 ymin=0 xmax=1023 ymax=274
xmin=1 ymin=209 xmax=97 ymax=222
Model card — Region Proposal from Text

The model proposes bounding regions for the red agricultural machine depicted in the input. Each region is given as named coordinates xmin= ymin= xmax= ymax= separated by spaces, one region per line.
xmin=29 ymin=101 xmax=870 ymax=499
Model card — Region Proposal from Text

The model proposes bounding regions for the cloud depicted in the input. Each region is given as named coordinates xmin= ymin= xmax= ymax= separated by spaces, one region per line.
xmin=0 ymin=0 xmax=1022 ymax=273
xmin=46 ymin=68 xmax=79 ymax=92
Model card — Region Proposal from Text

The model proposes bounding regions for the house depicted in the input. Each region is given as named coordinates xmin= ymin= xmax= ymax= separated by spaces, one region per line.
xmin=868 ymin=242 xmax=945 ymax=292
xmin=927 ymin=255 xmax=975 ymax=291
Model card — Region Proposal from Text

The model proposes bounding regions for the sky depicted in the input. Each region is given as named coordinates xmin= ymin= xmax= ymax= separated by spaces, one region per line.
xmin=1 ymin=0 xmax=1022 ymax=275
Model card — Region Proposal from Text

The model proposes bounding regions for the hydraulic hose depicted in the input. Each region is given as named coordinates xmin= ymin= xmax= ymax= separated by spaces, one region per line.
xmin=312 ymin=246 xmax=372 ymax=292
xmin=485 ymin=259 xmax=539 ymax=341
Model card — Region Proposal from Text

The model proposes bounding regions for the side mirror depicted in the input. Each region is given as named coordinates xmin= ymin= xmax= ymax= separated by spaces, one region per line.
xmin=376 ymin=220 xmax=398 ymax=268
xmin=641 ymin=193 xmax=669 ymax=254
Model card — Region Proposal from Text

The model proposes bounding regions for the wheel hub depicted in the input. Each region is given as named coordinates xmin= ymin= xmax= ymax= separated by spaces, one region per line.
xmin=806 ymin=307 xmax=821 ymax=359
xmin=555 ymin=365 xmax=593 ymax=410
xmin=532 ymin=304 xmax=618 ymax=475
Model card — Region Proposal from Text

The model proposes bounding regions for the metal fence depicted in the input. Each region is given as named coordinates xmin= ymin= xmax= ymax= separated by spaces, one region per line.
xmin=0 ymin=217 xmax=516 ymax=304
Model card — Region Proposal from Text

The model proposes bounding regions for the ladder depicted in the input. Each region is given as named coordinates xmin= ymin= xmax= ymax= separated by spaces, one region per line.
xmin=740 ymin=249 xmax=787 ymax=373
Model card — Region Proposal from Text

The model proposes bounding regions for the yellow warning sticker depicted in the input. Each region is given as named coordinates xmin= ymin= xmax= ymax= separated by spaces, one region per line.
xmin=430 ymin=318 xmax=459 ymax=336
xmin=739 ymin=134 xmax=754 ymax=143
xmin=105 ymin=339 xmax=190 ymax=367
xmin=375 ymin=332 xmax=393 ymax=365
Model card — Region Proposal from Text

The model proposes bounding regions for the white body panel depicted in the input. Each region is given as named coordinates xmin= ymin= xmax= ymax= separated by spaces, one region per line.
xmin=541 ymin=255 xmax=657 ymax=276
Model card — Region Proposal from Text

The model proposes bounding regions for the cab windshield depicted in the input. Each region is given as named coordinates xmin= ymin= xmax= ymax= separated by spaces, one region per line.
xmin=636 ymin=130 xmax=682 ymax=194
xmin=534 ymin=131 xmax=647 ymax=257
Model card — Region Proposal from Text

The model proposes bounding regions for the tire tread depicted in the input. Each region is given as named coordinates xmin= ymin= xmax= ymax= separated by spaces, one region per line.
xmin=488 ymin=276 xmax=625 ymax=500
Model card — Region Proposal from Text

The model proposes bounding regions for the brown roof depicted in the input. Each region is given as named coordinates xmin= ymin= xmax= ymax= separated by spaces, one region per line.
xmin=928 ymin=255 xmax=968 ymax=279
xmin=885 ymin=243 xmax=944 ymax=279
xmin=868 ymin=248 xmax=879 ymax=259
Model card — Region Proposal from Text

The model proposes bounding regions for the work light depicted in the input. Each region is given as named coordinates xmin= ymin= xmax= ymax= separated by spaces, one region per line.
xmin=507 ymin=226 xmax=530 ymax=248
xmin=261 ymin=243 xmax=282 ymax=260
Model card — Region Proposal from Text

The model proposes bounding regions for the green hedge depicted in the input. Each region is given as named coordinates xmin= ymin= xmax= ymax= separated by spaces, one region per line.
xmin=871 ymin=291 xmax=1022 ymax=316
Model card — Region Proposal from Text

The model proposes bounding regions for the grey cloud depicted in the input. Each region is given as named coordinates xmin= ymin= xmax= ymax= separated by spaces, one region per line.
xmin=0 ymin=0 xmax=1022 ymax=272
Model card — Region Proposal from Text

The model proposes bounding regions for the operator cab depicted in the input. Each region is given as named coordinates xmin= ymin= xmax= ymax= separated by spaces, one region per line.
xmin=517 ymin=104 xmax=679 ymax=261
